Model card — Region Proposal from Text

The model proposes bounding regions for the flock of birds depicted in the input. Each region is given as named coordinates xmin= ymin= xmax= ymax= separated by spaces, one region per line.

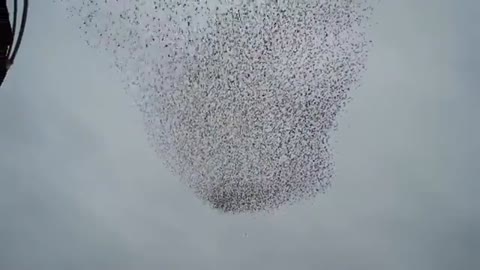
xmin=55 ymin=0 xmax=374 ymax=213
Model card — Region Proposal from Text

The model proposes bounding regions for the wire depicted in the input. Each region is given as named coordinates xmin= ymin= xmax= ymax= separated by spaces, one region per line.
xmin=6 ymin=0 xmax=17 ymax=57
xmin=9 ymin=0 xmax=27 ymax=65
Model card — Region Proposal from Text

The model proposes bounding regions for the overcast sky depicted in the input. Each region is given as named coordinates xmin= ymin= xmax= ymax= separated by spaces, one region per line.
xmin=1 ymin=1 xmax=479 ymax=269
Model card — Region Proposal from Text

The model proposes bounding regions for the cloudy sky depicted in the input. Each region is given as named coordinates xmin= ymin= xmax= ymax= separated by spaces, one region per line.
xmin=1 ymin=1 xmax=479 ymax=269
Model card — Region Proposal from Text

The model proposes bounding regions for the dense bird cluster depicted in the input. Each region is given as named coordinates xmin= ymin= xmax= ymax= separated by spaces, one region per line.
xmin=55 ymin=0 xmax=374 ymax=213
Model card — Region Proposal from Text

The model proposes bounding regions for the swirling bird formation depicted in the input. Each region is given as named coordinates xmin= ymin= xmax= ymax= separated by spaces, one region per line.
xmin=56 ymin=0 xmax=374 ymax=213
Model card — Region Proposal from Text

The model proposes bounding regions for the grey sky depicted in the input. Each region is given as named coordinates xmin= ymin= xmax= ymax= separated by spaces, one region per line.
xmin=1 ymin=1 xmax=479 ymax=269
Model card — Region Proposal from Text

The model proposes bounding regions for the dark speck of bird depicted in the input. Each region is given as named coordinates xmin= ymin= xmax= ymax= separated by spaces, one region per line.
xmin=54 ymin=0 xmax=375 ymax=214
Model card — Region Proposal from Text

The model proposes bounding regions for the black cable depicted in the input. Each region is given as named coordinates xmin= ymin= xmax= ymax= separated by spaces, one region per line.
xmin=6 ymin=0 xmax=17 ymax=57
xmin=9 ymin=0 xmax=27 ymax=64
